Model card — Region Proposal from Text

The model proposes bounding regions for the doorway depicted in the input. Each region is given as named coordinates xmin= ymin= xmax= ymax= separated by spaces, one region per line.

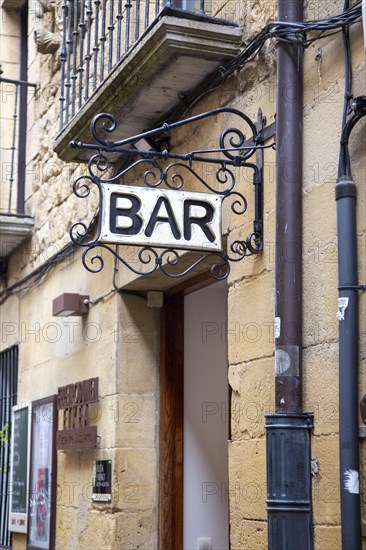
xmin=184 ymin=282 xmax=229 ymax=549
xmin=159 ymin=278 xmax=229 ymax=550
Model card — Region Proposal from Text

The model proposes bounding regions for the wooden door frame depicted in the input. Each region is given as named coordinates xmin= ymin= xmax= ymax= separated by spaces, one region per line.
xmin=158 ymin=272 xmax=216 ymax=550
xmin=159 ymin=293 xmax=184 ymax=550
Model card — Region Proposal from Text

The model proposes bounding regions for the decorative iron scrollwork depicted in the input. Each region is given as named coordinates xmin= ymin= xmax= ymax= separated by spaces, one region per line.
xmin=69 ymin=107 xmax=272 ymax=280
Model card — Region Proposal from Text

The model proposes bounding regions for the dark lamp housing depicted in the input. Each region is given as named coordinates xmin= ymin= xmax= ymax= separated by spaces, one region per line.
xmin=52 ymin=293 xmax=89 ymax=317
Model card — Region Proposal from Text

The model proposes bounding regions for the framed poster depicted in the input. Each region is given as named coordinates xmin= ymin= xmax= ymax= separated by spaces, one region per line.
xmin=92 ymin=460 xmax=112 ymax=502
xmin=27 ymin=396 xmax=57 ymax=550
xmin=9 ymin=402 xmax=32 ymax=533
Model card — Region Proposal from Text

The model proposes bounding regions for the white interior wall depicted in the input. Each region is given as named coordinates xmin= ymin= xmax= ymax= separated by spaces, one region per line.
xmin=184 ymin=281 xmax=229 ymax=550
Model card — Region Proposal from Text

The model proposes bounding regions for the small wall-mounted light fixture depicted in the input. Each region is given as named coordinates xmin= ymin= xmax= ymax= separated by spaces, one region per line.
xmin=52 ymin=293 xmax=89 ymax=317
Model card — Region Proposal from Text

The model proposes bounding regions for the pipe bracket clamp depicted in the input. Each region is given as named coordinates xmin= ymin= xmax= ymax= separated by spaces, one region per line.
xmin=335 ymin=179 xmax=357 ymax=200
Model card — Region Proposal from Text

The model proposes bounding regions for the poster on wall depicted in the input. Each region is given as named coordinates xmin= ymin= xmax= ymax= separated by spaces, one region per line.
xmin=92 ymin=460 xmax=112 ymax=502
xmin=27 ymin=396 xmax=57 ymax=550
xmin=9 ymin=403 xmax=32 ymax=533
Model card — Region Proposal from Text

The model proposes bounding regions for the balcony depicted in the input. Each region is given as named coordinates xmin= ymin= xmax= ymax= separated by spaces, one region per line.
xmin=54 ymin=0 xmax=242 ymax=162
xmin=0 ymin=75 xmax=34 ymax=258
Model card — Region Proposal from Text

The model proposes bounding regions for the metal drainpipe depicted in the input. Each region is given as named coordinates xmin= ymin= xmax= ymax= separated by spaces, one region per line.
xmin=336 ymin=103 xmax=363 ymax=548
xmin=336 ymin=174 xmax=361 ymax=550
xmin=266 ymin=1 xmax=313 ymax=548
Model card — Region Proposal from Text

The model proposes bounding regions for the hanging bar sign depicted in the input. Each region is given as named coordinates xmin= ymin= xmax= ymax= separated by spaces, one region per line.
xmin=100 ymin=185 xmax=223 ymax=252
xmin=70 ymin=108 xmax=268 ymax=279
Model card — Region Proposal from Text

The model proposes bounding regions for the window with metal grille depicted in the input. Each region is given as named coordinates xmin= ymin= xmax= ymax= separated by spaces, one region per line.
xmin=0 ymin=346 xmax=18 ymax=548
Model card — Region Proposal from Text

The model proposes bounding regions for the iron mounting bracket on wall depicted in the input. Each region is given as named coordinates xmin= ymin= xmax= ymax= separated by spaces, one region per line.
xmin=69 ymin=107 xmax=273 ymax=280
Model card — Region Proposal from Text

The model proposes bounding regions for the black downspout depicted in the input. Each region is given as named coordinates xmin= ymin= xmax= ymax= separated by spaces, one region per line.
xmin=336 ymin=4 xmax=363 ymax=541
xmin=336 ymin=174 xmax=361 ymax=550
xmin=266 ymin=1 xmax=313 ymax=548
xmin=336 ymin=100 xmax=364 ymax=547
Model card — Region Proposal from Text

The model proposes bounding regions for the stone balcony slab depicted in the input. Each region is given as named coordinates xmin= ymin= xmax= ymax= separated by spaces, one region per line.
xmin=0 ymin=214 xmax=34 ymax=257
xmin=54 ymin=12 xmax=241 ymax=162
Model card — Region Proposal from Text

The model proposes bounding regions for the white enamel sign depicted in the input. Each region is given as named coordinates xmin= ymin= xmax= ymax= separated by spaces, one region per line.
xmin=100 ymin=185 xmax=223 ymax=252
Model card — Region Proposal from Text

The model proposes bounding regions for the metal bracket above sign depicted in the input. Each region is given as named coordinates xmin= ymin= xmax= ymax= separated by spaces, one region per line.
xmin=69 ymin=107 xmax=273 ymax=280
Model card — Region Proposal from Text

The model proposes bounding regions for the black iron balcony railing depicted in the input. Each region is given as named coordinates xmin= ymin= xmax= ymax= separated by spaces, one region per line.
xmin=59 ymin=0 xmax=211 ymax=131
xmin=0 ymin=74 xmax=36 ymax=217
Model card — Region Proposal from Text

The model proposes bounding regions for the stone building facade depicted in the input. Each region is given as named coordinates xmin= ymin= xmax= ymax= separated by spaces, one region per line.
xmin=0 ymin=0 xmax=365 ymax=549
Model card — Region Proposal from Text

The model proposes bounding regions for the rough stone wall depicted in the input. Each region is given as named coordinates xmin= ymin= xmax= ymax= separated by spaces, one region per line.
xmin=2 ymin=2 xmax=160 ymax=549
xmin=224 ymin=11 xmax=366 ymax=550
xmin=6 ymin=256 xmax=160 ymax=550
xmin=302 ymin=22 xmax=365 ymax=550
xmin=0 ymin=1 xmax=365 ymax=549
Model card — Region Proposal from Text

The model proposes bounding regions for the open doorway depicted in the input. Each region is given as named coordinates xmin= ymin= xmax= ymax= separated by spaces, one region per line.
xmin=184 ymin=282 xmax=229 ymax=550
xmin=159 ymin=278 xmax=229 ymax=550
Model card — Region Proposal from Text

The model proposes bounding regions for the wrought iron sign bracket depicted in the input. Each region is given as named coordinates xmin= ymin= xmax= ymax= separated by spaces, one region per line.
xmin=69 ymin=107 xmax=273 ymax=280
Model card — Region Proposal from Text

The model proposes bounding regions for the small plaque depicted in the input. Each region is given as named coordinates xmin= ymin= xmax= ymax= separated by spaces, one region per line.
xmin=56 ymin=426 xmax=97 ymax=450
xmin=92 ymin=460 xmax=112 ymax=502
xmin=56 ymin=377 xmax=99 ymax=450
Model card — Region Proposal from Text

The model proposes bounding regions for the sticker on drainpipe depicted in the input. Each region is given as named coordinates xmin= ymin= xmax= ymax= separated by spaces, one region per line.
xmin=274 ymin=317 xmax=281 ymax=339
xmin=344 ymin=469 xmax=359 ymax=494
xmin=337 ymin=297 xmax=349 ymax=321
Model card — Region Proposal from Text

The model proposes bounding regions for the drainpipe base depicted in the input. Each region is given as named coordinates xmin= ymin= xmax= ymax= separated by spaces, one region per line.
xmin=266 ymin=414 xmax=314 ymax=550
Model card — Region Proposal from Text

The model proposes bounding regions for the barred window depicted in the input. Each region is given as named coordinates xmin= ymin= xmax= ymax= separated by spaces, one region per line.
xmin=0 ymin=346 xmax=18 ymax=548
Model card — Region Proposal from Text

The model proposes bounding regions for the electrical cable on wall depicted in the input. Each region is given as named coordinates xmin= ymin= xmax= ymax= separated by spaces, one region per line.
xmin=168 ymin=0 xmax=363 ymax=121
xmin=337 ymin=0 xmax=366 ymax=177
xmin=339 ymin=0 xmax=354 ymax=177
xmin=0 ymin=0 xmax=363 ymax=305
xmin=0 ymin=215 xmax=98 ymax=305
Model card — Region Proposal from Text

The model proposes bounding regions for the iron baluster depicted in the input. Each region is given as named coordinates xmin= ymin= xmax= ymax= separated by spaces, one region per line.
xmin=100 ymin=0 xmax=107 ymax=82
xmin=0 ymin=75 xmax=36 ymax=216
xmin=8 ymin=84 xmax=19 ymax=213
xmin=199 ymin=0 xmax=204 ymax=15
xmin=84 ymin=0 xmax=93 ymax=101
xmin=78 ymin=0 xmax=86 ymax=109
xmin=93 ymin=0 xmax=101 ymax=91
xmin=144 ymin=0 xmax=150 ymax=30
xmin=155 ymin=0 xmax=159 ymax=18
xmin=65 ymin=0 xmax=74 ymax=123
xmin=17 ymin=5 xmax=28 ymax=215
xmin=71 ymin=0 xmax=79 ymax=118
xmin=116 ymin=0 xmax=123 ymax=61
xmin=135 ymin=0 xmax=141 ymax=42
xmin=59 ymin=0 xmax=68 ymax=129
xmin=108 ymin=0 xmax=115 ymax=73
xmin=125 ymin=0 xmax=132 ymax=52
